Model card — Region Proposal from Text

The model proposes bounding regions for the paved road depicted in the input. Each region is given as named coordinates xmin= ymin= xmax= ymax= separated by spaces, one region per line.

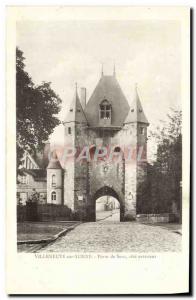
xmin=38 ymin=221 xmax=181 ymax=253
xmin=96 ymin=209 xmax=120 ymax=222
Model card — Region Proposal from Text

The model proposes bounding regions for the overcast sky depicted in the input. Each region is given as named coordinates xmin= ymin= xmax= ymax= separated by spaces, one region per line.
xmin=17 ymin=20 xmax=181 ymax=160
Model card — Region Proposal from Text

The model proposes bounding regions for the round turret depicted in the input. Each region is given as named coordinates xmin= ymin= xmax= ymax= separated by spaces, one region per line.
xmin=47 ymin=151 xmax=63 ymax=205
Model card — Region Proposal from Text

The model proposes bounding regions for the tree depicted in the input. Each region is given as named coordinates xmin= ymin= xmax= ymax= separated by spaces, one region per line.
xmin=149 ymin=109 xmax=182 ymax=219
xmin=16 ymin=47 xmax=62 ymax=167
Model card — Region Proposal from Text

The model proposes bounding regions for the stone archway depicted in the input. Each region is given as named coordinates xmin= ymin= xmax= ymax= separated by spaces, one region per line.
xmin=88 ymin=186 xmax=125 ymax=222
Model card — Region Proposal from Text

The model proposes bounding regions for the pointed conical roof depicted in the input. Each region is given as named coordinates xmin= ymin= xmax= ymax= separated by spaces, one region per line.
xmin=47 ymin=151 xmax=62 ymax=169
xmin=84 ymin=75 xmax=130 ymax=127
xmin=65 ymin=85 xmax=88 ymax=124
xmin=124 ymin=85 xmax=149 ymax=124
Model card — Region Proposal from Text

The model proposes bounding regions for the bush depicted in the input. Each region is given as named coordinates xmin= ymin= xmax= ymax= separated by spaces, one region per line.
xmin=124 ymin=213 xmax=136 ymax=222
xmin=17 ymin=205 xmax=26 ymax=222
xmin=26 ymin=201 xmax=39 ymax=221
xmin=38 ymin=204 xmax=72 ymax=221
xmin=17 ymin=203 xmax=73 ymax=222
xmin=71 ymin=209 xmax=87 ymax=221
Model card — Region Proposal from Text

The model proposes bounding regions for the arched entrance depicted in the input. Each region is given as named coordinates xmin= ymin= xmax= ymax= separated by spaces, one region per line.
xmin=96 ymin=196 xmax=120 ymax=221
xmin=90 ymin=186 xmax=124 ymax=222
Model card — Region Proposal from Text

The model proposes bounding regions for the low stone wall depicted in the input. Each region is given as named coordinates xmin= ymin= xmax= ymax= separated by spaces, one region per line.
xmin=136 ymin=213 xmax=178 ymax=223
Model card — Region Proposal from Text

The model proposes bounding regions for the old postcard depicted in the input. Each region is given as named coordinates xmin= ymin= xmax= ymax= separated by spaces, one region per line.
xmin=6 ymin=6 xmax=190 ymax=294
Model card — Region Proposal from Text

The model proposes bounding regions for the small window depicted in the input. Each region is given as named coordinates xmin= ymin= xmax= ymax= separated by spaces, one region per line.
xmin=51 ymin=191 xmax=56 ymax=203
xmin=21 ymin=175 xmax=27 ymax=184
xmin=68 ymin=127 xmax=71 ymax=134
xmin=99 ymin=99 xmax=111 ymax=120
xmin=139 ymin=127 xmax=145 ymax=135
xmin=114 ymin=147 xmax=121 ymax=152
xmin=70 ymin=109 xmax=73 ymax=112
xmin=52 ymin=174 xmax=56 ymax=187
xmin=131 ymin=109 xmax=134 ymax=112
xmin=19 ymin=192 xmax=27 ymax=205
xmin=78 ymin=195 xmax=83 ymax=201
xmin=89 ymin=146 xmax=96 ymax=160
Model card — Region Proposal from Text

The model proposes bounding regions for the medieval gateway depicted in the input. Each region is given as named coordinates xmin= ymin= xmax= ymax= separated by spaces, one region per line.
xmin=17 ymin=70 xmax=149 ymax=222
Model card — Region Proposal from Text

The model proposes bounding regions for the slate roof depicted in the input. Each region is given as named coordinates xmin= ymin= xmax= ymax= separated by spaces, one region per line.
xmin=64 ymin=88 xmax=88 ymax=124
xmin=124 ymin=86 xmax=149 ymax=124
xmin=84 ymin=75 xmax=130 ymax=127
xmin=47 ymin=151 xmax=63 ymax=169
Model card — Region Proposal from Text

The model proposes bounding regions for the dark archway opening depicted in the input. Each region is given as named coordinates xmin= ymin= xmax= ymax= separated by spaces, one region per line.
xmin=91 ymin=186 xmax=124 ymax=222
xmin=96 ymin=196 xmax=120 ymax=222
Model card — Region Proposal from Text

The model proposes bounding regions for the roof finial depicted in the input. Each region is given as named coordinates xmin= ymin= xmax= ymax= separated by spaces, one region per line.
xmin=113 ymin=63 xmax=116 ymax=77
xmin=134 ymin=82 xmax=140 ymax=102
xmin=101 ymin=63 xmax=104 ymax=77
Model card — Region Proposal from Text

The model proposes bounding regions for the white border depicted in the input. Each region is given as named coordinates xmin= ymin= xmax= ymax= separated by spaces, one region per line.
xmin=1 ymin=2 xmax=193 ymax=299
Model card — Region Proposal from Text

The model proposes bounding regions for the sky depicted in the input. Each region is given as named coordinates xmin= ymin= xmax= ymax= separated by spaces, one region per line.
xmin=17 ymin=20 xmax=181 ymax=160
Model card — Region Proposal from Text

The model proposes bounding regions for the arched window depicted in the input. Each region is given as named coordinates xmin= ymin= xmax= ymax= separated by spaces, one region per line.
xmin=139 ymin=127 xmax=145 ymax=135
xmin=52 ymin=174 xmax=56 ymax=187
xmin=68 ymin=127 xmax=72 ymax=135
xmin=99 ymin=99 xmax=111 ymax=120
xmin=89 ymin=146 xmax=107 ymax=162
xmin=51 ymin=191 xmax=56 ymax=203
xmin=114 ymin=146 xmax=121 ymax=152
xmin=89 ymin=146 xmax=96 ymax=160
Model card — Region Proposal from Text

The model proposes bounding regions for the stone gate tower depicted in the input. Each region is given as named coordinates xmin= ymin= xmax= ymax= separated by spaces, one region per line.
xmin=62 ymin=70 xmax=149 ymax=221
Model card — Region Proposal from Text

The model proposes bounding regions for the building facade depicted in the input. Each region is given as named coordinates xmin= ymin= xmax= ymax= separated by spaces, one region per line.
xmin=17 ymin=70 xmax=149 ymax=221
xmin=17 ymin=146 xmax=49 ymax=205
xmin=47 ymin=70 xmax=149 ymax=221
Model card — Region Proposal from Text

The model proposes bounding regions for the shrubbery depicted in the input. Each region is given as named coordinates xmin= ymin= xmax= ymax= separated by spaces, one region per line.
xmin=17 ymin=202 xmax=73 ymax=222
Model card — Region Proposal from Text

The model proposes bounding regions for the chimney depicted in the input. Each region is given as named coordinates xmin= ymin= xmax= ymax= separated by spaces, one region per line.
xmin=80 ymin=87 xmax=86 ymax=110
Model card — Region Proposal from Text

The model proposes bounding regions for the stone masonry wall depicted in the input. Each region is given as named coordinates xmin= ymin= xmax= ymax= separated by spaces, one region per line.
xmin=116 ymin=123 xmax=138 ymax=219
xmin=63 ymin=118 xmax=148 ymax=221
xmin=63 ymin=123 xmax=75 ymax=210
xmin=74 ymin=121 xmax=89 ymax=212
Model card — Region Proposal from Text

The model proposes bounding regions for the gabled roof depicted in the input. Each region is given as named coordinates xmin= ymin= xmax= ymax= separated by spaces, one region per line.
xmin=47 ymin=151 xmax=63 ymax=169
xmin=64 ymin=87 xmax=88 ymax=124
xmin=84 ymin=75 xmax=130 ymax=127
xmin=124 ymin=85 xmax=149 ymax=124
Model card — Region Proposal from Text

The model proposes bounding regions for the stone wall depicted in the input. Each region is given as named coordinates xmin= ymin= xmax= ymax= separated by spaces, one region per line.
xmin=136 ymin=213 xmax=177 ymax=223
xmin=64 ymin=124 xmax=75 ymax=210
xmin=117 ymin=123 xmax=138 ymax=220
xmin=63 ymin=117 xmax=148 ymax=221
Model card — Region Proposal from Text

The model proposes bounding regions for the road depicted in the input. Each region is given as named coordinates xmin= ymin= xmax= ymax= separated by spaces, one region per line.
xmin=38 ymin=220 xmax=181 ymax=252
xmin=96 ymin=209 xmax=120 ymax=222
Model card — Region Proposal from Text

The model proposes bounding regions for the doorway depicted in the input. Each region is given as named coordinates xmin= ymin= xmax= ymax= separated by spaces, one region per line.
xmin=96 ymin=195 xmax=120 ymax=222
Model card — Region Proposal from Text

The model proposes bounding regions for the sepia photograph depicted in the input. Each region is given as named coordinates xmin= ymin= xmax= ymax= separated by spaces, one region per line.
xmin=6 ymin=6 xmax=190 ymax=294
xmin=16 ymin=19 xmax=182 ymax=253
